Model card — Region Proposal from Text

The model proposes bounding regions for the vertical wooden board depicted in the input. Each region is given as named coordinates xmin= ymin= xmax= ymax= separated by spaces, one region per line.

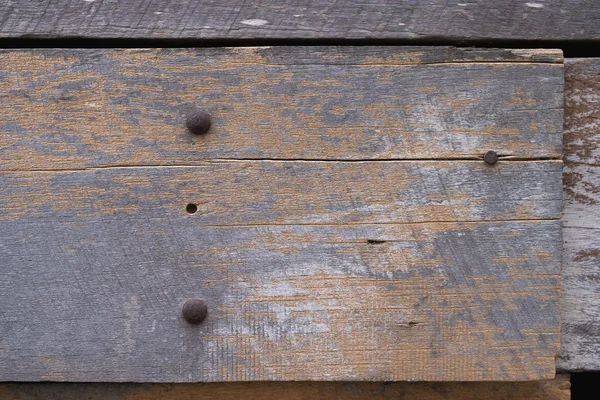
xmin=0 ymin=375 xmax=572 ymax=400
xmin=0 ymin=163 xmax=561 ymax=381
xmin=559 ymin=58 xmax=600 ymax=372
xmin=0 ymin=47 xmax=563 ymax=170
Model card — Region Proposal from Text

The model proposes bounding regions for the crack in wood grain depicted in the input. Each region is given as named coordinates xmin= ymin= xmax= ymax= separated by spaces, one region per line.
xmin=184 ymin=219 xmax=562 ymax=228
xmin=258 ymin=61 xmax=564 ymax=67
xmin=1 ymin=157 xmax=564 ymax=173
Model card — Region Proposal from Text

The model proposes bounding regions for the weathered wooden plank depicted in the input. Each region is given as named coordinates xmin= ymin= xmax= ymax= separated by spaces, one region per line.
xmin=0 ymin=46 xmax=563 ymax=381
xmin=0 ymin=161 xmax=563 ymax=223
xmin=0 ymin=0 xmax=597 ymax=41
xmin=0 ymin=159 xmax=562 ymax=381
xmin=0 ymin=47 xmax=563 ymax=170
xmin=558 ymin=58 xmax=600 ymax=372
xmin=0 ymin=216 xmax=561 ymax=381
xmin=0 ymin=375 xmax=572 ymax=400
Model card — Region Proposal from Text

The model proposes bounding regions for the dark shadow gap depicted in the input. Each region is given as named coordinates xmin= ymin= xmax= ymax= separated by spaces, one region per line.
xmin=0 ymin=37 xmax=600 ymax=58
xmin=571 ymin=372 xmax=600 ymax=399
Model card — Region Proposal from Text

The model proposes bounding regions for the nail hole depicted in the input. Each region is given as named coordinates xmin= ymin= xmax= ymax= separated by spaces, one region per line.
xmin=186 ymin=203 xmax=198 ymax=214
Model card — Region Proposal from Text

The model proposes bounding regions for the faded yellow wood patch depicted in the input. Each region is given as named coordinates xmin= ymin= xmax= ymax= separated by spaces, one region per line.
xmin=0 ymin=47 xmax=562 ymax=170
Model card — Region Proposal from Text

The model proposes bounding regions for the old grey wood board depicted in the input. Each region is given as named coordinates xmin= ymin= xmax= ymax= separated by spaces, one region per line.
xmin=0 ymin=1 xmax=598 ymax=41
xmin=0 ymin=168 xmax=562 ymax=381
xmin=0 ymin=47 xmax=563 ymax=382
xmin=0 ymin=47 xmax=563 ymax=170
xmin=558 ymin=58 xmax=600 ymax=372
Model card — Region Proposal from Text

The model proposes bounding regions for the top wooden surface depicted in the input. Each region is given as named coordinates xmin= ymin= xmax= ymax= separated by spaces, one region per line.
xmin=0 ymin=47 xmax=563 ymax=170
xmin=0 ymin=0 xmax=598 ymax=41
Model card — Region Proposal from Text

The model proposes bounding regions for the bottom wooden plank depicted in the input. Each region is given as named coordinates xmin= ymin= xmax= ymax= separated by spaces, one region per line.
xmin=0 ymin=219 xmax=561 ymax=381
xmin=0 ymin=376 xmax=571 ymax=400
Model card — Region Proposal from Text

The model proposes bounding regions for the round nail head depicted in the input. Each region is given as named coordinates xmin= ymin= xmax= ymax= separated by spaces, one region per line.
xmin=182 ymin=299 xmax=208 ymax=324
xmin=484 ymin=150 xmax=499 ymax=165
xmin=186 ymin=109 xmax=211 ymax=135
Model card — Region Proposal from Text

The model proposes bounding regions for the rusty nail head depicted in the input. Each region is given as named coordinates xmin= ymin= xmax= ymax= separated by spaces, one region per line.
xmin=484 ymin=150 xmax=498 ymax=165
xmin=186 ymin=109 xmax=211 ymax=135
xmin=182 ymin=298 xmax=208 ymax=324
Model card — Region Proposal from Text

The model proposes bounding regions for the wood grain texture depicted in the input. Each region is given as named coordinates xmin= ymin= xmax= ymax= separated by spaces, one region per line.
xmin=0 ymin=165 xmax=561 ymax=381
xmin=0 ymin=47 xmax=563 ymax=381
xmin=0 ymin=0 xmax=597 ymax=41
xmin=0 ymin=47 xmax=563 ymax=170
xmin=558 ymin=58 xmax=600 ymax=372
xmin=0 ymin=161 xmax=563 ymax=223
xmin=0 ymin=375 xmax=572 ymax=400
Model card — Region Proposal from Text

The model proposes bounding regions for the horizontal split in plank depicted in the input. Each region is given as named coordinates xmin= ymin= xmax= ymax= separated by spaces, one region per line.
xmin=0 ymin=47 xmax=563 ymax=170
xmin=0 ymin=0 xmax=597 ymax=41
xmin=0 ymin=161 xmax=563 ymax=224
xmin=0 ymin=375 xmax=572 ymax=400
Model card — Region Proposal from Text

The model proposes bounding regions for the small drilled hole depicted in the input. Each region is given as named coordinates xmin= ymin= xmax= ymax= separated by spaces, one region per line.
xmin=186 ymin=203 xmax=198 ymax=214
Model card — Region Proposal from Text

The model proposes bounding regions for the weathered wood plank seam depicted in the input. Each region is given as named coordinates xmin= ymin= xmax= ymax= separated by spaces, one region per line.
xmin=243 ymin=62 xmax=565 ymax=67
xmin=1 ymin=158 xmax=564 ymax=173
xmin=562 ymin=225 xmax=600 ymax=230
xmin=150 ymin=60 xmax=563 ymax=67
xmin=0 ymin=48 xmax=563 ymax=65
xmin=124 ymin=219 xmax=566 ymax=228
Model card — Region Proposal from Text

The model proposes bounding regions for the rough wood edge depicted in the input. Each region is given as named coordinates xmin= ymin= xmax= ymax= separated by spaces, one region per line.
xmin=0 ymin=376 xmax=571 ymax=399
xmin=0 ymin=46 xmax=564 ymax=65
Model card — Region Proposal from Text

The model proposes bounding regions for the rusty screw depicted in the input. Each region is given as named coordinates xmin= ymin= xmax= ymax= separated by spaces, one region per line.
xmin=483 ymin=150 xmax=499 ymax=165
xmin=186 ymin=109 xmax=211 ymax=135
xmin=182 ymin=299 xmax=208 ymax=324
